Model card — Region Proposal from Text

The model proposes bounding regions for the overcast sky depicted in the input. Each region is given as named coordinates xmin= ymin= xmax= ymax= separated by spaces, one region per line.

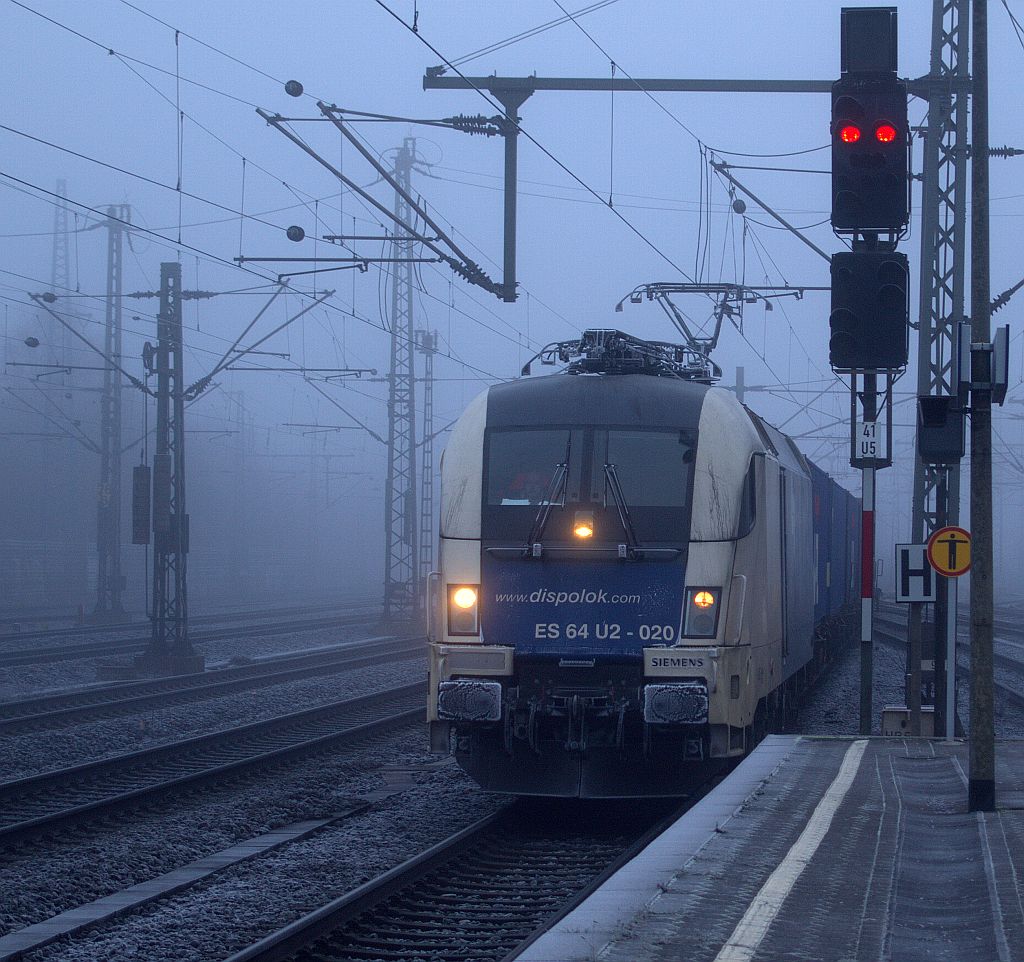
xmin=4 ymin=0 xmax=1024 ymax=592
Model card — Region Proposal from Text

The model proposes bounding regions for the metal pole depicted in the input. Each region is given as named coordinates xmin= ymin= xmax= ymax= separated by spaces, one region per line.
xmin=169 ymin=275 xmax=190 ymax=657
xmin=148 ymin=262 xmax=194 ymax=663
xmin=947 ymin=576 xmax=958 ymax=742
xmin=383 ymin=140 xmax=418 ymax=623
xmin=712 ymin=161 xmax=832 ymax=263
xmin=502 ymin=102 xmax=518 ymax=303
xmin=968 ymin=0 xmax=995 ymax=812
xmin=861 ymin=462 xmax=875 ymax=735
xmin=910 ymin=0 xmax=970 ymax=740
xmin=96 ymin=206 xmax=129 ymax=618
xmin=151 ymin=267 xmax=173 ymax=655
xmin=859 ymin=370 xmax=877 ymax=736
xmin=229 ymin=392 xmax=247 ymax=604
xmin=496 ymin=91 xmax=531 ymax=303
xmin=424 ymin=75 xmax=836 ymax=94
xmin=908 ymin=601 xmax=923 ymax=734
xmin=417 ymin=330 xmax=437 ymax=613
xmin=934 ymin=471 xmax=950 ymax=736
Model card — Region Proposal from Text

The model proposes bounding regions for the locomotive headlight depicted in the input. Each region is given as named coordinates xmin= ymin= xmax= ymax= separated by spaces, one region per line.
xmin=447 ymin=584 xmax=480 ymax=637
xmin=452 ymin=586 xmax=478 ymax=609
xmin=684 ymin=587 xmax=721 ymax=638
xmin=573 ymin=510 xmax=595 ymax=539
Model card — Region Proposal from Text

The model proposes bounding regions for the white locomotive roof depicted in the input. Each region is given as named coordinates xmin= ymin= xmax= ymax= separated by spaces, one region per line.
xmin=486 ymin=372 xmax=709 ymax=431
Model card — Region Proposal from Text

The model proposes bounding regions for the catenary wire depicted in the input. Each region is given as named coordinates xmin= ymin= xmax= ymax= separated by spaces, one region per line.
xmin=372 ymin=0 xmax=697 ymax=284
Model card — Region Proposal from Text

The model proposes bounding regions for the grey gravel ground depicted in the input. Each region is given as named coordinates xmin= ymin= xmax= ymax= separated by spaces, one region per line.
xmin=955 ymin=645 xmax=1024 ymax=734
xmin=2 ymin=721 xmax=508 ymax=957
xmin=5 ymin=628 xmax=1022 ymax=962
xmin=0 ymin=618 xmax=384 ymax=701
xmin=0 ymin=656 xmax=425 ymax=780
xmin=796 ymin=635 xmax=911 ymax=736
xmin=799 ymin=631 xmax=1024 ymax=738
xmin=0 ymin=721 xmax=503 ymax=934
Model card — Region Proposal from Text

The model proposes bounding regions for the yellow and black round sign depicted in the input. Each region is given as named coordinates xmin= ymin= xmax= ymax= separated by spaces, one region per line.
xmin=926 ymin=526 xmax=972 ymax=577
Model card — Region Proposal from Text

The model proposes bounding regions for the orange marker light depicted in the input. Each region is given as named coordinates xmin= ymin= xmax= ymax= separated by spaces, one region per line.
xmin=573 ymin=510 xmax=594 ymax=539
xmin=875 ymin=123 xmax=898 ymax=143
xmin=693 ymin=590 xmax=716 ymax=608
xmin=839 ymin=124 xmax=861 ymax=143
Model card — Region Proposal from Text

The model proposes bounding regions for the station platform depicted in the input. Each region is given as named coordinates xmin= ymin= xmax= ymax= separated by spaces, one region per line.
xmin=515 ymin=736 xmax=1024 ymax=962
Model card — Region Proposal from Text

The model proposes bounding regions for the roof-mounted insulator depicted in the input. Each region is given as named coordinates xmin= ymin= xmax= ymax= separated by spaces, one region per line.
xmin=521 ymin=329 xmax=722 ymax=382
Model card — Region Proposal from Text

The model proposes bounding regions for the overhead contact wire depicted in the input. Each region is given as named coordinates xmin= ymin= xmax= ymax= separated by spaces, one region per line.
xmin=372 ymin=0 xmax=696 ymax=283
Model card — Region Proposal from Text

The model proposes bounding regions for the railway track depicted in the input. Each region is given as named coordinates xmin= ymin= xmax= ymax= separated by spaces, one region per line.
xmin=0 ymin=608 xmax=381 ymax=669
xmin=0 ymin=635 xmax=424 ymax=734
xmin=0 ymin=599 xmax=377 ymax=644
xmin=874 ymin=616 xmax=1024 ymax=711
xmin=876 ymin=608 xmax=1024 ymax=670
xmin=224 ymin=796 xmax=695 ymax=962
xmin=0 ymin=682 xmax=425 ymax=847
xmin=877 ymin=602 xmax=1024 ymax=644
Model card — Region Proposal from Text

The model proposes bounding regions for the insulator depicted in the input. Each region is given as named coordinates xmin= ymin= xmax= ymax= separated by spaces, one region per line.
xmin=444 ymin=114 xmax=502 ymax=137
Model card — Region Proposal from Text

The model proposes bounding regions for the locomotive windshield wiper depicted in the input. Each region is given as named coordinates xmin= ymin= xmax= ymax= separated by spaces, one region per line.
xmin=604 ymin=463 xmax=641 ymax=557
xmin=524 ymin=455 xmax=570 ymax=556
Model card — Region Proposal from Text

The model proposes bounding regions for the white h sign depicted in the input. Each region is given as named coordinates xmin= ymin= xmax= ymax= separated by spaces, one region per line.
xmin=895 ymin=544 xmax=936 ymax=603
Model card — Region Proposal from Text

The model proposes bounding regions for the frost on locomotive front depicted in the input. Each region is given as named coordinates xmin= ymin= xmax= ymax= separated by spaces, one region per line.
xmin=426 ymin=330 xmax=857 ymax=798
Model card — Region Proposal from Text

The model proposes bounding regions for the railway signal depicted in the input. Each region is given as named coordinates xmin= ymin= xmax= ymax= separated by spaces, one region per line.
xmin=828 ymin=9 xmax=910 ymax=376
xmin=829 ymin=249 xmax=909 ymax=371
xmin=831 ymin=6 xmax=908 ymax=234
xmin=831 ymin=76 xmax=909 ymax=232
xmin=828 ymin=6 xmax=911 ymax=736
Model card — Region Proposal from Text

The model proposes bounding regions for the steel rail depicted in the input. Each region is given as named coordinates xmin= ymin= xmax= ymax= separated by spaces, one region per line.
xmin=223 ymin=794 xmax=700 ymax=962
xmin=0 ymin=637 xmax=424 ymax=733
xmin=0 ymin=599 xmax=377 ymax=644
xmin=874 ymin=620 xmax=1024 ymax=712
xmin=0 ymin=682 xmax=425 ymax=847
xmin=0 ymin=610 xmax=381 ymax=668
xmin=876 ymin=601 xmax=1024 ymax=641
xmin=875 ymin=609 xmax=1024 ymax=676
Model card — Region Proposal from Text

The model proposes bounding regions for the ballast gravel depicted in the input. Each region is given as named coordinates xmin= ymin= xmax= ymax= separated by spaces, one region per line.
xmin=0 ymin=616 xmax=382 ymax=700
xmin=797 ymin=635 xmax=912 ymax=736
xmin=954 ymin=647 xmax=1024 ymax=734
xmin=0 ymin=656 xmax=425 ymax=780
xmin=799 ymin=631 xmax=1024 ymax=738
xmin=2 ymin=724 xmax=507 ymax=958
xmin=6 ymin=630 xmax=1024 ymax=961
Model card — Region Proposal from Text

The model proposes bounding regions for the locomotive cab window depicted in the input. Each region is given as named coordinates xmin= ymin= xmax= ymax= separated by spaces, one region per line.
xmin=484 ymin=426 xmax=694 ymax=543
xmin=590 ymin=430 xmax=693 ymax=506
xmin=485 ymin=429 xmax=583 ymax=506
xmin=736 ymin=457 xmax=758 ymax=538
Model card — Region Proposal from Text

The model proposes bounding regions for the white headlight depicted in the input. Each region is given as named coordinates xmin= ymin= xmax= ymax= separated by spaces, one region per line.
xmin=447 ymin=584 xmax=480 ymax=637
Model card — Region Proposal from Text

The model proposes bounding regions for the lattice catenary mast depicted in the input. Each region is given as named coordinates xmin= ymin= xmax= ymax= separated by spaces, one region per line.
xmin=383 ymin=140 xmax=419 ymax=623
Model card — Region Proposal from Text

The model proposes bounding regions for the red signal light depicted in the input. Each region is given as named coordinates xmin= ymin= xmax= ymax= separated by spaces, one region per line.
xmin=839 ymin=124 xmax=861 ymax=144
xmin=875 ymin=123 xmax=898 ymax=143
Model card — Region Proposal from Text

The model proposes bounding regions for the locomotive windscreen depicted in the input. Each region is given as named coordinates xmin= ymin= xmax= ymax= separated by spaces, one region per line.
xmin=483 ymin=426 xmax=694 ymax=543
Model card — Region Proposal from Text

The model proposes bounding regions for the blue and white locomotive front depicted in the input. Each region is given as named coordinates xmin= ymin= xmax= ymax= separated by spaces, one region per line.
xmin=480 ymin=373 xmax=701 ymax=660
xmin=428 ymin=364 xmax=789 ymax=797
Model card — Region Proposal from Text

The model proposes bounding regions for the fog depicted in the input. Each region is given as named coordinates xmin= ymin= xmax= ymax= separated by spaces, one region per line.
xmin=2 ymin=1 xmax=1023 ymax=618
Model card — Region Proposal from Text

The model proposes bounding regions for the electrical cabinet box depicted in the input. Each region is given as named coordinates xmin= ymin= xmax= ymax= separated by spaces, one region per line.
xmin=917 ymin=396 xmax=965 ymax=464
xmin=881 ymin=705 xmax=935 ymax=737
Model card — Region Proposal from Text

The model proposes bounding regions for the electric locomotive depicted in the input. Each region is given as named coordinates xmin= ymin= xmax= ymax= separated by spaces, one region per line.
xmin=427 ymin=330 xmax=858 ymax=797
